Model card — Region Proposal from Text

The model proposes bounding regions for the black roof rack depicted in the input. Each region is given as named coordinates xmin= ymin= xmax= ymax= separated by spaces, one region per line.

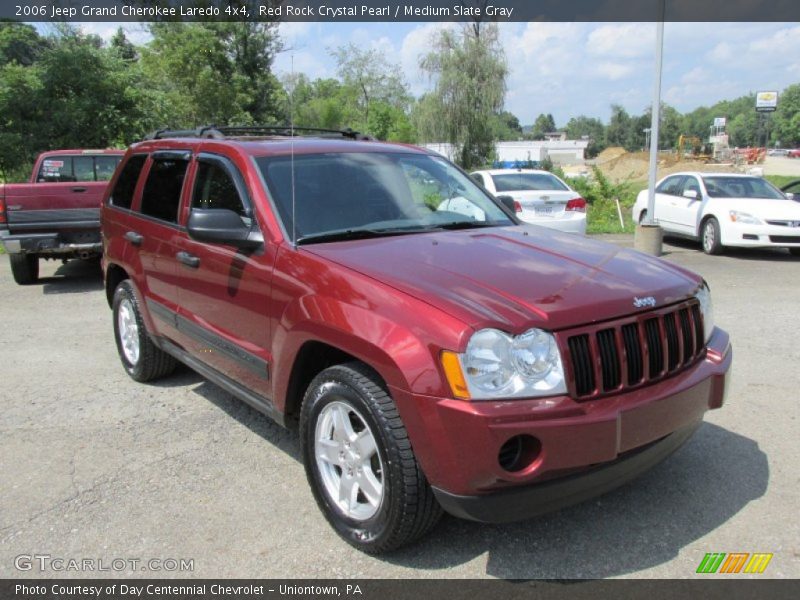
xmin=145 ymin=125 xmax=375 ymax=141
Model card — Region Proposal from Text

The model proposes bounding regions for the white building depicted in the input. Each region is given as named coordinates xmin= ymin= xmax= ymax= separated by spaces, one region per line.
xmin=424 ymin=140 xmax=589 ymax=165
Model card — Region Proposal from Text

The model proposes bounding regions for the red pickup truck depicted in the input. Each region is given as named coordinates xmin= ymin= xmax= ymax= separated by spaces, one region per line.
xmin=0 ymin=149 xmax=124 ymax=284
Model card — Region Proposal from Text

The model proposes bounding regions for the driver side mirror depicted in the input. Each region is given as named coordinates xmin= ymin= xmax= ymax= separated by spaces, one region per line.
xmin=786 ymin=192 xmax=795 ymax=200
xmin=187 ymin=209 xmax=262 ymax=249
xmin=683 ymin=189 xmax=699 ymax=200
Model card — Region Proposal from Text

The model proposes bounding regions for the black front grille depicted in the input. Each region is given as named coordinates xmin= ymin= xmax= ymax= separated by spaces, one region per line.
xmin=769 ymin=235 xmax=800 ymax=244
xmin=564 ymin=300 xmax=705 ymax=399
xmin=568 ymin=335 xmax=595 ymax=396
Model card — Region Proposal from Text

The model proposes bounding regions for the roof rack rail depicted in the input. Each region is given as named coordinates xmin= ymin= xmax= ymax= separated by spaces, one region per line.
xmin=145 ymin=125 xmax=375 ymax=141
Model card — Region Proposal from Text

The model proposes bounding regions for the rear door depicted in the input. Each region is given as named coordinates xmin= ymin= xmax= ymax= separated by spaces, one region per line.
xmin=129 ymin=151 xmax=191 ymax=338
xmin=173 ymin=153 xmax=273 ymax=395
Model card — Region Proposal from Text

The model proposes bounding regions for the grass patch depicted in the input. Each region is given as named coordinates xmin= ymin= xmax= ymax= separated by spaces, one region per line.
xmin=765 ymin=174 xmax=798 ymax=189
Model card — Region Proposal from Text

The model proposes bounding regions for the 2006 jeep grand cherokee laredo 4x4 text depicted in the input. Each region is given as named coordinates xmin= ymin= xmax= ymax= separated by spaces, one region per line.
xmin=101 ymin=126 xmax=731 ymax=553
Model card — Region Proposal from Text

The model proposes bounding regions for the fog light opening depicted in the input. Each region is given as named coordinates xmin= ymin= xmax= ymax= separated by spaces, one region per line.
xmin=498 ymin=435 xmax=542 ymax=473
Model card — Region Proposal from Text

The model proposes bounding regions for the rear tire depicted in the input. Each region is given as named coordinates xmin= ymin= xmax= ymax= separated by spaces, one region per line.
xmin=701 ymin=217 xmax=723 ymax=255
xmin=300 ymin=362 xmax=442 ymax=553
xmin=112 ymin=280 xmax=177 ymax=382
xmin=638 ymin=210 xmax=647 ymax=224
xmin=9 ymin=254 xmax=39 ymax=285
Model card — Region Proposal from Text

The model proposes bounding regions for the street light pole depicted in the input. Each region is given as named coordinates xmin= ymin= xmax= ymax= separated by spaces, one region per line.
xmin=634 ymin=1 xmax=665 ymax=256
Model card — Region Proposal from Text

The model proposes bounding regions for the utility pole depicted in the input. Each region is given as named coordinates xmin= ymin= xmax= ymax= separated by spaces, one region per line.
xmin=634 ymin=0 xmax=665 ymax=256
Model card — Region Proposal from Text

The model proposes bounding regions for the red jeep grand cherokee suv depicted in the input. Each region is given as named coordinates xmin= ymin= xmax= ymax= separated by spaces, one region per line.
xmin=101 ymin=126 xmax=731 ymax=553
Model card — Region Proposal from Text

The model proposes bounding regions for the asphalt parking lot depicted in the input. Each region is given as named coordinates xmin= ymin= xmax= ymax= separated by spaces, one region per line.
xmin=1 ymin=237 xmax=798 ymax=579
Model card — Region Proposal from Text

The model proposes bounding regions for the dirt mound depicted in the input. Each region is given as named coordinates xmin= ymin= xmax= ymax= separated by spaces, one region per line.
xmin=596 ymin=146 xmax=628 ymax=163
xmin=595 ymin=151 xmax=739 ymax=184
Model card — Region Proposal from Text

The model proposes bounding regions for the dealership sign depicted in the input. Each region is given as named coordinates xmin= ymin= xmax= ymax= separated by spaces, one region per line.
xmin=755 ymin=91 xmax=778 ymax=112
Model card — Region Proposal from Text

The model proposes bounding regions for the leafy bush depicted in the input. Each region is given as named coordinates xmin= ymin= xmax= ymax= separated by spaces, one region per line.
xmin=551 ymin=166 xmax=638 ymax=233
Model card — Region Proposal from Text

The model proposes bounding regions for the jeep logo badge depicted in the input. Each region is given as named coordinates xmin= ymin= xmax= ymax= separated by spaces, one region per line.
xmin=633 ymin=296 xmax=657 ymax=308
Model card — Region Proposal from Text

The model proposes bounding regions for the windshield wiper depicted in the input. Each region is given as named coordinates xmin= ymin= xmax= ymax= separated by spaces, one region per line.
xmin=435 ymin=221 xmax=503 ymax=231
xmin=295 ymin=226 xmax=432 ymax=245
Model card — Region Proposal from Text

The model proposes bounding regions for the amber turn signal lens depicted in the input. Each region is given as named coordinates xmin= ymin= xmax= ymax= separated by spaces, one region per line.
xmin=441 ymin=351 xmax=470 ymax=400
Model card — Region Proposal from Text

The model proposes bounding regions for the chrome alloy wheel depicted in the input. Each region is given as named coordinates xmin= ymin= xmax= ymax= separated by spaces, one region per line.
xmin=117 ymin=298 xmax=140 ymax=365
xmin=314 ymin=401 xmax=384 ymax=521
xmin=703 ymin=221 xmax=715 ymax=252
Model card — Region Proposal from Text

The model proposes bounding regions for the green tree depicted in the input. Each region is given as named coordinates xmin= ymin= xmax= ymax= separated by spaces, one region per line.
xmin=564 ymin=115 xmax=606 ymax=157
xmin=142 ymin=22 xmax=282 ymax=126
xmin=0 ymin=21 xmax=48 ymax=66
xmin=772 ymin=84 xmax=800 ymax=147
xmin=529 ymin=113 xmax=556 ymax=140
xmin=110 ymin=27 xmax=137 ymax=61
xmin=331 ymin=43 xmax=409 ymax=131
xmin=419 ymin=23 xmax=508 ymax=168
xmin=605 ymin=104 xmax=636 ymax=150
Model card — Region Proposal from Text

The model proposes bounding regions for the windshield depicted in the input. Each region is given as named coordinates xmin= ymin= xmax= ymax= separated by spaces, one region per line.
xmin=492 ymin=172 xmax=569 ymax=193
xmin=702 ymin=176 xmax=785 ymax=199
xmin=256 ymin=152 xmax=514 ymax=242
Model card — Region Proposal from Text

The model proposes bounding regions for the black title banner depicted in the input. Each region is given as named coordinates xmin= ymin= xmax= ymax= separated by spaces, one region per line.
xmin=4 ymin=0 xmax=800 ymax=22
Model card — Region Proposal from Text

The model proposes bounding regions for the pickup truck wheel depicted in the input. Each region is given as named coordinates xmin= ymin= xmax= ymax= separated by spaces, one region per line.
xmin=112 ymin=280 xmax=176 ymax=382
xmin=701 ymin=217 xmax=723 ymax=255
xmin=9 ymin=254 xmax=39 ymax=285
xmin=300 ymin=363 xmax=442 ymax=553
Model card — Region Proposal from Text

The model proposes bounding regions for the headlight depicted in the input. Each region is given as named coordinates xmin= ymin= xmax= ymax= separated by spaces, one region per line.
xmin=729 ymin=210 xmax=762 ymax=225
xmin=448 ymin=328 xmax=567 ymax=400
xmin=695 ymin=283 xmax=714 ymax=344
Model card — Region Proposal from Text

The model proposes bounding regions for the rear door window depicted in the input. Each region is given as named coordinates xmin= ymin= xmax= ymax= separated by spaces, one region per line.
xmin=140 ymin=155 xmax=190 ymax=224
xmin=109 ymin=155 xmax=147 ymax=210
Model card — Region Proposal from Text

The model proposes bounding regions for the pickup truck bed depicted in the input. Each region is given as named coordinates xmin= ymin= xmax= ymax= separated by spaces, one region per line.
xmin=1 ymin=149 xmax=123 ymax=284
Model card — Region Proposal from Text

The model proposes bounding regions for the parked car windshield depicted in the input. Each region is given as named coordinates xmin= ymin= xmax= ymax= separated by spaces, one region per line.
xmin=257 ymin=152 xmax=514 ymax=243
xmin=702 ymin=176 xmax=785 ymax=200
xmin=492 ymin=172 xmax=569 ymax=192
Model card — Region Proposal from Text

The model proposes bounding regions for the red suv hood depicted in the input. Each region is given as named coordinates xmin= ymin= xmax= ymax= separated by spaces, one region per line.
xmin=305 ymin=226 xmax=701 ymax=332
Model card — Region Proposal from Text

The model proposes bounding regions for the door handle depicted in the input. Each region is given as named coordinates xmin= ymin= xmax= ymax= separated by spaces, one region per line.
xmin=176 ymin=251 xmax=200 ymax=269
xmin=71 ymin=187 xmax=87 ymax=193
xmin=124 ymin=231 xmax=143 ymax=246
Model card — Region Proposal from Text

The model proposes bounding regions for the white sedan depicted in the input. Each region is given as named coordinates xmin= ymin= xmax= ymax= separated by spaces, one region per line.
xmin=632 ymin=172 xmax=800 ymax=256
xmin=470 ymin=169 xmax=587 ymax=235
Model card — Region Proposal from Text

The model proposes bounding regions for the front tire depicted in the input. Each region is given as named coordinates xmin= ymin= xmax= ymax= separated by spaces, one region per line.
xmin=701 ymin=217 xmax=723 ymax=255
xmin=9 ymin=254 xmax=39 ymax=285
xmin=112 ymin=280 xmax=176 ymax=382
xmin=300 ymin=363 xmax=442 ymax=553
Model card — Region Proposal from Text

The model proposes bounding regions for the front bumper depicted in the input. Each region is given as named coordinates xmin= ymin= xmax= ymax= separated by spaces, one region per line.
xmin=723 ymin=222 xmax=800 ymax=248
xmin=392 ymin=329 xmax=731 ymax=520
xmin=433 ymin=422 xmax=699 ymax=523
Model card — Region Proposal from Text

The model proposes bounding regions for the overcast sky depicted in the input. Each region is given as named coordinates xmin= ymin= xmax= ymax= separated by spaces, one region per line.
xmin=63 ymin=21 xmax=800 ymax=126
